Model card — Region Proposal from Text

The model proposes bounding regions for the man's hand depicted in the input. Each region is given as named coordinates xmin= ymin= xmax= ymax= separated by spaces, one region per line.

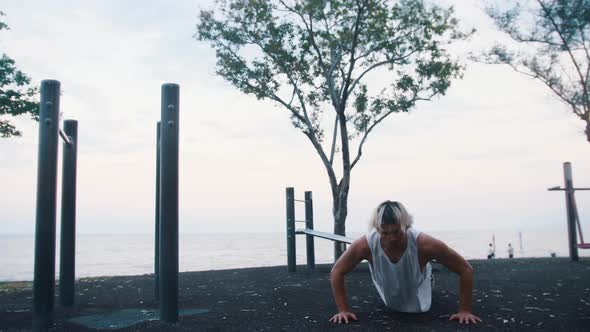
xmin=449 ymin=311 xmax=482 ymax=324
xmin=329 ymin=311 xmax=358 ymax=324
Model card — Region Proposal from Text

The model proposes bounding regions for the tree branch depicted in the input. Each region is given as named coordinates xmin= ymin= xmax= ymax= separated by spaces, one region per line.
xmin=578 ymin=25 xmax=590 ymax=65
xmin=340 ymin=0 xmax=366 ymax=110
xmin=215 ymin=40 xmax=310 ymax=127
xmin=353 ymin=27 xmax=420 ymax=63
xmin=240 ymin=33 xmax=318 ymax=134
xmin=577 ymin=25 xmax=590 ymax=115
xmin=520 ymin=63 xmax=582 ymax=116
xmin=287 ymin=85 xmax=297 ymax=106
xmin=277 ymin=0 xmax=327 ymax=72
xmin=282 ymin=1 xmax=342 ymax=110
xmin=508 ymin=33 xmax=564 ymax=47
xmin=348 ymin=49 xmax=420 ymax=95
xmin=329 ymin=115 xmax=338 ymax=165
xmin=536 ymin=0 xmax=588 ymax=111
xmin=350 ymin=91 xmax=436 ymax=169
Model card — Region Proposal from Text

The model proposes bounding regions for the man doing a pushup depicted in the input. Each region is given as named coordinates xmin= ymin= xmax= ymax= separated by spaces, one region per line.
xmin=329 ymin=201 xmax=481 ymax=325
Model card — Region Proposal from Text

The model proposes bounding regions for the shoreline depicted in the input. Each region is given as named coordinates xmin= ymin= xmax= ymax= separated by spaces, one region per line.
xmin=2 ymin=254 xmax=587 ymax=284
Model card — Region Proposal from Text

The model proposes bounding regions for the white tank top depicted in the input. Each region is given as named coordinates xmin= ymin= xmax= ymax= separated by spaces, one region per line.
xmin=366 ymin=227 xmax=432 ymax=313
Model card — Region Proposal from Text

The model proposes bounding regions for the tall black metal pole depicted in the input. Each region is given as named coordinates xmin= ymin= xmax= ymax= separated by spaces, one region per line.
xmin=59 ymin=120 xmax=78 ymax=306
xmin=159 ymin=84 xmax=179 ymax=323
xmin=286 ymin=187 xmax=296 ymax=272
xmin=33 ymin=80 xmax=61 ymax=331
xmin=563 ymin=162 xmax=579 ymax=261
xmin=304 ymin=191 xmax=315 ymax=269
xmin=155 ymin=122 xmax=161 ymax=300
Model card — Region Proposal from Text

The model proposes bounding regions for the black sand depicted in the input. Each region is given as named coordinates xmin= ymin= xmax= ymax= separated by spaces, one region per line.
xmin=1 ymin=258 xmax=590 ymax=331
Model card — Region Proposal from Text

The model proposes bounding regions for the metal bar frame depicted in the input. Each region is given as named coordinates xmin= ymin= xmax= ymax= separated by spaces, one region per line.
xmin=155 ymin=122 xmax=161 ymax=300
xmin=159 ymin=84 xmax=180 ymax=323
xmin=304 ymin=191 xmax=315 ymax=269
xmin=297 ymin=228 xmax=354 ymax=244
xmin=59 ymin=119 xmax=78 ymax=306
xmin=33 ymin=80 xmax=61 ymax=331
xmin=59 ymin=128 xmax=71 ymax=145
xmin=286 ymin=187 xmax=296 ymax=272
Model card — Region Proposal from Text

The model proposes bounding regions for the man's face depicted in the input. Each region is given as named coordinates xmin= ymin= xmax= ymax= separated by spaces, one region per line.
xmin=380 ymin=223 xmax=405 ymax=244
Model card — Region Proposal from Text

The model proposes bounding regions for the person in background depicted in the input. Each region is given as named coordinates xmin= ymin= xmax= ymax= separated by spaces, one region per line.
xmin=508 ymin=243 xmax=514 ymax=259
xmin=487 ymin=243 xmax=495 ymax=259
xmin=329 ymin=201 xmax=481 ymax=325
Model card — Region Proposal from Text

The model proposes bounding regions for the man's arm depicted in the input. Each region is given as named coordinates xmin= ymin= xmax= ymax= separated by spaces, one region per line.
xmin=418 ymin=233 xmax=482 ymax=324
xmin=329 ymin=236 xmax=370 ymax=324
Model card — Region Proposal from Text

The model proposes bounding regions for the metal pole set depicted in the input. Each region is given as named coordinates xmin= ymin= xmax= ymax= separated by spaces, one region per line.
xmin=285 ymin=187 xmax=355 ymax=272
xmin=548 ymin=162 xmax=590 ymax=262
xmin=158 ymin=84 xmax=180 ymax=323
xmin=32 ymin=80 xmax=181 ymax=331
xmin=33 ymin=80 xmax=77 ymax=331
xmin=285 ymin=187 xmax=316 ymax=272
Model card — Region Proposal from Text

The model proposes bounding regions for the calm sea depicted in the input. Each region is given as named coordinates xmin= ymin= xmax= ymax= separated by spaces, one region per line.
xmin=1 ymin=228 xmax=588 ymax=281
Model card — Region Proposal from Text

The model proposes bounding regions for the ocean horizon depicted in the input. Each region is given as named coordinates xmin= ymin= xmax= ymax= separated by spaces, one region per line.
xmin=1 ymin=227 xmax=588 ymax=282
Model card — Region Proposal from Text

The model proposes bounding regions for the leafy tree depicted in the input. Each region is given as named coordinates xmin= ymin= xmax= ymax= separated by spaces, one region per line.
xmin=485 ymin=0 xmax=590 ymax=142
xmin=196 ymin=0 xmax=469 ymax=259
xmin=0 ymin=11 xmax=39 ymax=138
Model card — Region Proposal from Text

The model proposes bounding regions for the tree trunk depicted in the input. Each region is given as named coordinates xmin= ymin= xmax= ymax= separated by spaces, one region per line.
xmin=586 ymin=122 xmax=590 ymax=144
xmin=332 ymin=106 xmax=352 ymax=261
xmin=332 ymin=183 xmax=350 ymax=260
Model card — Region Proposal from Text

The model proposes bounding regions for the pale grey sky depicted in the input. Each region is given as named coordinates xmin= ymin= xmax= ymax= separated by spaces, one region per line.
xmin=1 ymin=0 xmax=589 ymax=237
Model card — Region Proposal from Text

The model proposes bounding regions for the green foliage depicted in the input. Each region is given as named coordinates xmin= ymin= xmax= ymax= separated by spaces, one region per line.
xmin=197 ymin=0 xmax=468 ymax=254
xmin=485 ymin=0 xmax=590 ymax=142
xmin=0 ymin=11 xmax=39 ymax=138
xmin=196 ymin=0 xmax=468 ymax=152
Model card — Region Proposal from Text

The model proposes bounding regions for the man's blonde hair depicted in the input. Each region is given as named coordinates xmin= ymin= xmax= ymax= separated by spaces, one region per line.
xmin=369 ymin=201 xmax=413 ymax=233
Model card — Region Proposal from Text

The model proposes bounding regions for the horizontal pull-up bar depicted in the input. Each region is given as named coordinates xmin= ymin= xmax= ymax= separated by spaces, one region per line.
xmin=296 ymin=228 xmax=353 ymax=244
xmin=59 ymin=128 xmax=72 ymax=145
xmin=547 ymin=186 xmax=590 ymax=191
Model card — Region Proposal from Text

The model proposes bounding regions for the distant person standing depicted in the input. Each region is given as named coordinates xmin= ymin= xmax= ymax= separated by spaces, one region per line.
xmin=487 ymin=243 xmax=495 ymax=259
xmin=508 ymin=243 xmax=514 ymax=259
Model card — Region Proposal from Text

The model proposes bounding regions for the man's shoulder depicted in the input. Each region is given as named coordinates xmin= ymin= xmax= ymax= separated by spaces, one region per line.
xmin=415 ymin=231 xmax=443 ymax=256
xmin=350 ymin=234 xmax=372 ymax=260
xmin=415 ymin=231 xmax=434 ymax=246
xmin=353 ymin=234 xmax=371 ymax=251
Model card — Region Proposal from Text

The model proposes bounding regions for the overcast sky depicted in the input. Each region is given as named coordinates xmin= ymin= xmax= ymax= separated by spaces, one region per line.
xmin=1 ymin=0 xmax=589 ymax=238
